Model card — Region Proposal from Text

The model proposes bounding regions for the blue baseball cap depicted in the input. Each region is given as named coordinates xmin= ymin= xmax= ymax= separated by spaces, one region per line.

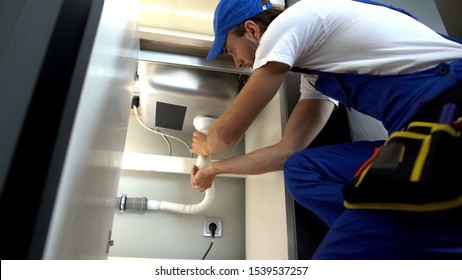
xmin=206 ymin=0 xmax=273 ymax=61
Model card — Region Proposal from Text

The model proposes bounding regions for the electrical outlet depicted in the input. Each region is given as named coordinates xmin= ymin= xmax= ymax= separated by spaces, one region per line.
xmin=203 ymin=218 xmax=222 ymax=237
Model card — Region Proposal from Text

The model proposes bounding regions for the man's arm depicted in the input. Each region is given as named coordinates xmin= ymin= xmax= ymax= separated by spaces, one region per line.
xmin=191 ymin=61 xmax=290 ymax=157
xmin=191 ymin=99 xmax=335 ymax=191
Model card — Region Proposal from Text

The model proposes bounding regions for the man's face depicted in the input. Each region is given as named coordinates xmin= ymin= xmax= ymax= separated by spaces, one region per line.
xmin=224 ymin=29 xmax=259 ymax=69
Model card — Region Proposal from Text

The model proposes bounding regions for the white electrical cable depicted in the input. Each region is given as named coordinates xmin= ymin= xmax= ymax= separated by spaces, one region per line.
xmin=133 ymin=105 xmax=192 ymax=157
xmin=133 ymin=105 xmax=172 ymax=155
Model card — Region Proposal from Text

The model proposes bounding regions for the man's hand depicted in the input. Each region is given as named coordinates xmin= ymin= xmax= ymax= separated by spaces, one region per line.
xmin=190 ymin=131 xmax=209 ymax=156
xmin=190 ymin=164 xmax=215 ymax=192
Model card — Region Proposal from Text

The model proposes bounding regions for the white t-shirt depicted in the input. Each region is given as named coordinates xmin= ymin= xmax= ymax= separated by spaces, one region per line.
xmin=253 ymin=0 xmax=462 ymax=101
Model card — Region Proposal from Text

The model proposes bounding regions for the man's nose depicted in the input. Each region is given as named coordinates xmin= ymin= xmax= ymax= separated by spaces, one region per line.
xmin=233 ymin=57 xmax=243 ymax=68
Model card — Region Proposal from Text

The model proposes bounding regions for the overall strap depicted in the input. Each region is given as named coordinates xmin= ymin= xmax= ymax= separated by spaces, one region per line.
xmin=352 ymin=0 xmax=462 ymax=44
xmin=352 ymin=0 xmax=419 ymax=21
xmin=292 ymin=0 xmax=422 ymax=76
xmin=292 ymin=1 xmax=461 ymax=74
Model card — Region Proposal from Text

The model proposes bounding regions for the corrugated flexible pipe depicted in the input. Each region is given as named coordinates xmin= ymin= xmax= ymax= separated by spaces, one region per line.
xmin=116 ymin=116 xmax=216 ymax=214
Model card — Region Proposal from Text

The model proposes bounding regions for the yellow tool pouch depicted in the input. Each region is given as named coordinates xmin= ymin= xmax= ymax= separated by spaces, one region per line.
xmin=343 ymin=121 xmax=462 ymax=211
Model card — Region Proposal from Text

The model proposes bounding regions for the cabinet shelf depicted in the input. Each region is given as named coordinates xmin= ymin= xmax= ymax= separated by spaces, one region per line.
xmin=121 ymin=152 xmax=246 ymax=178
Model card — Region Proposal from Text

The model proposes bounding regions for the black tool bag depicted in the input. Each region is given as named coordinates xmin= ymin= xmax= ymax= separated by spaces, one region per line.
xmin=343 ymin=119 xmax=462 ymax=212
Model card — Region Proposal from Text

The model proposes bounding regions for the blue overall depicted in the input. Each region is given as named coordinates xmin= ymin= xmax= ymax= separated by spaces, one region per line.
xmin=284 ymin=0 xmax=462 ymax=259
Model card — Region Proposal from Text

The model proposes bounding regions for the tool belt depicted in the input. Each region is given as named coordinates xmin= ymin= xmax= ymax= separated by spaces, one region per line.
xmin=343 ymin=103 xmax=462 ymax=212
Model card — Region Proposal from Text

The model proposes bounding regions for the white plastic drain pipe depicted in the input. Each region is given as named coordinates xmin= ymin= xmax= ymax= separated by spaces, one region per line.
xmin=117 ymin=116 xmax=216 ymax=214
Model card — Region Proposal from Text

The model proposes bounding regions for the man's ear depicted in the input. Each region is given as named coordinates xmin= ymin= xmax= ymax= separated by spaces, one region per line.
xmin=244 ymin=20 xmax=261 ymax=40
